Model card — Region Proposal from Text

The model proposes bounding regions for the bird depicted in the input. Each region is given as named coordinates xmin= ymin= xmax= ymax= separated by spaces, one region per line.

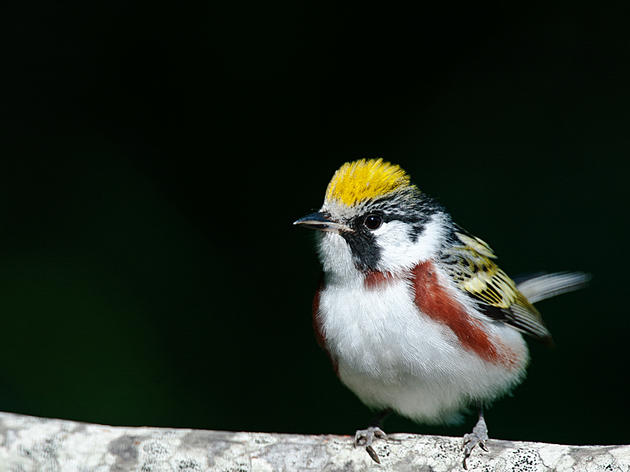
xmin=294 ymin=158 xmax=589 ymax=467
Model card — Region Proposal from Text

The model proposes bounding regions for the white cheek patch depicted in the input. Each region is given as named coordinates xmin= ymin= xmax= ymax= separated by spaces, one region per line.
xmin=315 ymin=208 xmax=448 ymax=277
xmin=375 ymin=213 xmax=446 ymax=273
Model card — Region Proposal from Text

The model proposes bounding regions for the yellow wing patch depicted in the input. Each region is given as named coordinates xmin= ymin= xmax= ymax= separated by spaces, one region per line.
xmin=452 ymin=231 xmax=528 ymax=310
xmin=443 ymin=229 xmax=550 ymax=339
xmin=325 ymin=158 xmax=413 ymax=207
xmin=454 ymin=232 xmax=496 ymax=260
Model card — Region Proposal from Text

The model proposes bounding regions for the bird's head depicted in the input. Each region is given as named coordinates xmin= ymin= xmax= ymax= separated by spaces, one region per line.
xmin=295 ymin=159 xmax=447 ymax=278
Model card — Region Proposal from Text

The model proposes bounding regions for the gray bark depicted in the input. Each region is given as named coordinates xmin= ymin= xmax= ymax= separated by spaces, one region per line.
xmin=0 ymin=411 xmax=627 ymax=471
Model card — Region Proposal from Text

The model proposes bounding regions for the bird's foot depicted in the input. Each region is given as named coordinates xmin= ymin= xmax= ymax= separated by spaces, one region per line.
xmin=462 ymin=414 xmax=489 ymax=469
xmin=354 ymin=426 xmax=387 ymax=464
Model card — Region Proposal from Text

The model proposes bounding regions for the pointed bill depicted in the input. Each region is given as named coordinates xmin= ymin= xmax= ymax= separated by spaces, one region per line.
xmin=293 ymin=212 xmax=353 ymax=233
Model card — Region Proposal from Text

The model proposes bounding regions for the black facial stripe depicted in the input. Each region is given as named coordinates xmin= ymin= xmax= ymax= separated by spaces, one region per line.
xmin=341 ymin=229 xmax=381 ymax=272
xmin=376 ymin=192 xmax=440 ymax=242
xmin=337 ymin=190 xmax=442 ymax=272
xmin=382 ymin=211 xmax=429 ymax=241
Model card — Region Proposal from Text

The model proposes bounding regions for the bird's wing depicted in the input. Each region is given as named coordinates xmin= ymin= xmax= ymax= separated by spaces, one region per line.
xmin=440 ymin=227 xmax=551 ymax=341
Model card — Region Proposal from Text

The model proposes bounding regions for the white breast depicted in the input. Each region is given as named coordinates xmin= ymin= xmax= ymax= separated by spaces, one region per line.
xmin=318 ymin=272 xmax=529 ymax=423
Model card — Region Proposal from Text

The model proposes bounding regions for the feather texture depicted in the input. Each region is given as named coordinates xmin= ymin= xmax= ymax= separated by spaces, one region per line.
xmin=324 ymin=158 xmax=412 ymax=207
xmin=515 ymin=272 xmax=591 ymax=303
xmin=440 ymin=227 xmax=551 ymax=340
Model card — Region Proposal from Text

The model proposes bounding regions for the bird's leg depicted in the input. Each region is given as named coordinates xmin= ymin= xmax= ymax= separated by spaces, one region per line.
xmin=354 ymin=408 xmax=392 ymax=464
xmin=462 ymin=408 xmax=490 ymax=469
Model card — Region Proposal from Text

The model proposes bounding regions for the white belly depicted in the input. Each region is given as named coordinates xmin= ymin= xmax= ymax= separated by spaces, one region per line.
xmin=318 ymin=277 xmax=529 ymax=423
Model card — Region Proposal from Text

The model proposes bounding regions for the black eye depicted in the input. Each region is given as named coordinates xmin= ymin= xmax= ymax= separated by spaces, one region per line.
xmin=363 ymin=214 xmax=383 ymax=230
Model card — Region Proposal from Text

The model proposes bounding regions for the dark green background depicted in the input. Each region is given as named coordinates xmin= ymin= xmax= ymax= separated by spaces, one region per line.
xmin=2 ymin=2 xmax=628 ymax=446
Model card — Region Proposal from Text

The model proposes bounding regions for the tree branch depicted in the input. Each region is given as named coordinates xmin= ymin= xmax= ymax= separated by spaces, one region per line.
xmin=0 ymin=411 xmax=627 ymax=471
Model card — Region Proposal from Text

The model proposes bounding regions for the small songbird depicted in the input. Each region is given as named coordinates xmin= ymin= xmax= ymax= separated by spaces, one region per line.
xmin=294 ymin=158 xmax=588 ymax=467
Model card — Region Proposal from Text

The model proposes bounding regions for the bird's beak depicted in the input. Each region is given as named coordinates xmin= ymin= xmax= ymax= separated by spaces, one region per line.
xmin=293 ymin=212 xmax=353 ymax=233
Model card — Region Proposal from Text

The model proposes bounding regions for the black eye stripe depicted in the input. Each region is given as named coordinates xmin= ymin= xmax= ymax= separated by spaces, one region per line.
xmin=341 ymin=230 xmax=380 ymax=272
xmin=338 ymin=191 xmax=442 ymax=272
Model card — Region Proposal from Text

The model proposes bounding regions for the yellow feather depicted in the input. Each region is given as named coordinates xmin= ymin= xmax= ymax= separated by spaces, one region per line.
xmin=455 ymin=232 xmax=496 ymax=259
xmin=447 ymin=234 xmax=544 ymax=323
xmin=325 ymin=158 xmax=413 ymax=207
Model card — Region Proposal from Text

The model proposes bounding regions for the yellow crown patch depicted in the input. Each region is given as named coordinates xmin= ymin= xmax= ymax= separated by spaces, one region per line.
xmin=325 ymin=158 xmax=412 ymax=207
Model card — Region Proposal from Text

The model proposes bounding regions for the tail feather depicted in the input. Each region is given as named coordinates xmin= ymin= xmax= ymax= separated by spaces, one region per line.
xmin=516 ymin=272 xmax=591 ymax=304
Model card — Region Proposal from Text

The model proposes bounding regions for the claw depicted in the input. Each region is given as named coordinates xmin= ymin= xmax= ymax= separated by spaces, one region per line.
xmin=462 ymin=414 xmax=489 ymax=468
xmin=366 ymin=445 xmax=380 ymax=464
xmin=354 ymin=426 xmax=387 ymax=446
xmin=355 ymin=426 xmax=387 ymax=463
